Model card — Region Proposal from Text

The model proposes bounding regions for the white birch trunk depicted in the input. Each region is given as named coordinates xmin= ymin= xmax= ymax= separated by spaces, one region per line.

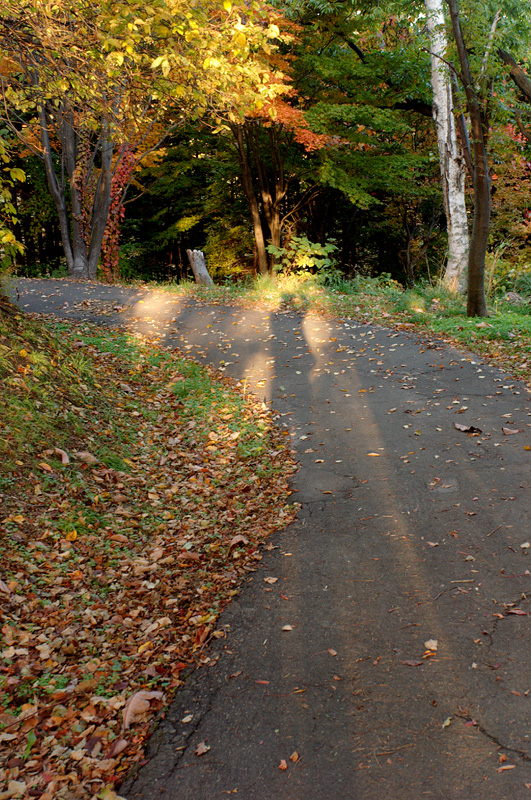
xmin=186 ymin=249 xmax=214 ymax=286
xmin=425 ymin=0 xmax=469 ymax=293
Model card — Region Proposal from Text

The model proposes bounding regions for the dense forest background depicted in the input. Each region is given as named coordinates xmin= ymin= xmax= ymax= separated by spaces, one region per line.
xmin=1 ymin=0 xmax=531 ymax=309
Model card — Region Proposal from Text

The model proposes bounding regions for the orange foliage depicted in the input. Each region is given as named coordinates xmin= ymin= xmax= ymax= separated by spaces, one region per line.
xmin=251 ymin=98 xmax=331 ymax=152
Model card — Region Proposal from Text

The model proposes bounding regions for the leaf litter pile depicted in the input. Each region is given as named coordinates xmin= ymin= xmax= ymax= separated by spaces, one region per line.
xmin=0 ymin=307 xmax=297 ymax=800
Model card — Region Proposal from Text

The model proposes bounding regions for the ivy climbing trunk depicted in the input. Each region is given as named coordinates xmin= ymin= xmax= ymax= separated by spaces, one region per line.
xmin=425 ymin=0 xmax=469 ymax=293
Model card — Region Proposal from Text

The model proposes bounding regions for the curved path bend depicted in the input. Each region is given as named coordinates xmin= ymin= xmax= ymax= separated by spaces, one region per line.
xmin=11 ymin=278 xmax=531 ymax=799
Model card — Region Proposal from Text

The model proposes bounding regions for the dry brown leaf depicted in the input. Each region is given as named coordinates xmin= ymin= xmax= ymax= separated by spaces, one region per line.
xmin=229 ymin=534 xmax=249 ymax=553
xmin=106 ymin=738 xmax=129 ymax=758
xmin=278 ymin=759 xmax=288 ymax=770
xmin=73 ymin=450 xmax=99 ymax=464
xmin=264 ymin=576 xmax=278 ymax=584
xmin=0 ymin=579 xmax=11 ymax=594
xmin=290 ymin=751 xmax=299 ymax=763
xmin=327 ymin=648 xmax=338 ymax=656
xmin=122 ymin=691 xmax=163 ymax=730
xmin=54 ymin=446 xmax=70 ymax=465
xmin=195 ymin=740 xmax=211 ymax=756
xmin=502 ymin=427 xmax=523 ymax=435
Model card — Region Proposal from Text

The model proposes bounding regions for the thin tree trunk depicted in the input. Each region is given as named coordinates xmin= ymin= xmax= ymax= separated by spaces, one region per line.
xmin=62 ymin=109 xmax=90 ymax=278
xmin=39 ymin=107 xmax=75 ymax=275
xmin=231 ymin=124 xmax=269 ymax=275
xmin=425 ymin=0 xmax=468 ymax=293
xmin=447 ymin=0 xmax=489 ymax=317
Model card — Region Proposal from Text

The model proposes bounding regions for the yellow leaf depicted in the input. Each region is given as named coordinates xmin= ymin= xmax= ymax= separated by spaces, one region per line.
xmin=66 ymin=530 xmax=77 ymax=541
xmin=223 ymin=0 xmax=232 ymax=10
xmin=19 ymin=349 xmax=28 ymax=357
xmin=138 ymin=641 xmax=154 ymax=655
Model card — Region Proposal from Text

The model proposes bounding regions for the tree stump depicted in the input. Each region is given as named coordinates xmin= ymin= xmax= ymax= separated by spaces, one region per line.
xmin=186 ymin=249 xmax=214 ymax=287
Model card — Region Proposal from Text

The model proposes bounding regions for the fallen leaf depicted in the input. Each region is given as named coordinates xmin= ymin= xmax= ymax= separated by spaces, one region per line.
xmin=290 ymin=751 xmax=299 ymax=763
xmin=506 ymin=609 xmax=527 ymax=616
xmin=106 ymin=738 xmax=129 ymax=758
xmin=264 ymin=576 xmax=278 ymax=584
xmin=181 ymin=715 xmax=193 ymax=723
xmin=195 ymin=740 xmax=211 ymax=756
xmin=454 ymin=423 xmax=482 ymax=434
xmin=229 ymin=534 xmax=248 ymax=553
xmin=521 ymin=543 xmax=530 ymax=549
xmin=255 ymin=680 xmax=270 ymax=685
xmin=327 ymin=648 xmax=338 ymax=656
xmin=73 ymin=450 xmax=99 ymax=464
xmin=278 ymin=759 xmax=288 ymax=770
xmin=122 ymin=691 xmax=163 ymax=730
xmin=54 ymin=446 xmax=70 ymax=465
xmin=400 ymin=659 xmax=423 ymax=667
xmin=282 ymin=624 xmax=294 ymax=631
xmin=502 ymin=427 xmax=523 ymax=435
xmin=424 ymin=639 xmax=438 ymax=651
xmin=0 ymin=579 xmax=11 ymax=594
xmin=38 ymin=461 xmax=53 ymax=472
xmin=367 ymin=452 xmax=381 ymax=457
xmin=497 ymin=764 xmax=516 ymax=773
xmin=442 ymin=717 xmax=452 ymax=729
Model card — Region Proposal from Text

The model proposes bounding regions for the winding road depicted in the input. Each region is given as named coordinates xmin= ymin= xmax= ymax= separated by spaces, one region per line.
xmin=11 ymin=277 xmax=531 ymax=799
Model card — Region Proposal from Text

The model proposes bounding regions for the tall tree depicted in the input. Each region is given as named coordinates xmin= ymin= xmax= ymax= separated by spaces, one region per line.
xmin=425 ymin=0 xmax=468 ymax=292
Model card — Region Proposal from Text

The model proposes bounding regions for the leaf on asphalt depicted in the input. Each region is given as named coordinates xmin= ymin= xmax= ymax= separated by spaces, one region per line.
xmin=54 ymin=446 xmax=70 ymax=464
xmin=502 ymin=427 xmax=523 ymax=435
xmin=282 ymin=624 xmax=294 ymax=631
xmin=505 ymin=609 xmax=527 ymax=616
xmin=264 ymin=576 xmax=278 ymax=584
xmin=442 ymin=717 xmax=452 ymax=729
xmin=195 ymin=740 xmax=211 ymax=756
xmin=366 ymin=452 xmax=381 ymax=457
xmin=73 ymin=450 xmax=99 ymax=464
xmin=327 ymin=648 xmax=337 ymax=656
xmin=497 ymin=764 xmax=516 ymax=773
xmin=278 ymin=759 xmax=288 ymax=770
xmin=424 ymin=639 xmax=438 ymax=651
xmin=400 ymin=659 xmax=423 ymax=667
xmin=454 ymin=423 xmax=482 ymax=434
xmin=229 ymin=534 xmax=248 ymax=553
xmin=290 ymin=751 xmax=299 ymax=762
xmin=521 ymin=542 xmax=530 ymax=549
xmin=122 ymin=691 xmax=163 ymax=730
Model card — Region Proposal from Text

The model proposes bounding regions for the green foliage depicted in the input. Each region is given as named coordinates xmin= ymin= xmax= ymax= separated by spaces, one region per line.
xmin=267 ymin=235 xmax=339 ymax=281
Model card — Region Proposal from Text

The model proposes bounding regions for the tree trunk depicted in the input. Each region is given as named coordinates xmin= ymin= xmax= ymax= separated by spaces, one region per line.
xmin=425 ymin=0 xmax=468 ymax=293
xmin=87 ymin=125 xmax=113 ymax=279
xmin=39 ymin=107 xmax=76 ymax=276
xmin=186 ymin=250 xmax=214 ymax=286
xmin=447 ymin=0 xmax=488 ymax=317
xmin=231 ymin=124 xmax=269 ymax=275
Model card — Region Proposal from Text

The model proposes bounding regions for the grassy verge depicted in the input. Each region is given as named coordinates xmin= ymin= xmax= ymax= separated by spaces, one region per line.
xmin=151 ymin=275 xmax=531 ymax=386
xmin=0 ymin=306 xmax=297 ymax=800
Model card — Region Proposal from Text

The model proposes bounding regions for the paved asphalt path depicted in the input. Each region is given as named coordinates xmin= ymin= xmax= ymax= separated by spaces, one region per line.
xmin=10 ymin=278 xmax=531 ymax=799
